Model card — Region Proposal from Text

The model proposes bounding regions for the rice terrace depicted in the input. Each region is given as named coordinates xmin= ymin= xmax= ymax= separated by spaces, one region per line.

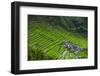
xmin=28 ymin=15 xmax=88 ymax=61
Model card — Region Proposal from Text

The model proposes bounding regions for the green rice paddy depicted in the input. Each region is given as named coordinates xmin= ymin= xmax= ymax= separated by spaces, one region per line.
xmin=28 ymin=20 xmax=88 ymax=61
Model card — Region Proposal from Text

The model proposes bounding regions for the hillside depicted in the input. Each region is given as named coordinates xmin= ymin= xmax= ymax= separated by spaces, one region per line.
xmin=28 ymin=15 xmax=88 ymax=61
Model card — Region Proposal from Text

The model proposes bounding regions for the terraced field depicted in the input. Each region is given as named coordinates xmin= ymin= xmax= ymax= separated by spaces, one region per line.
xmin=28 ymin=22 xmax=88 ymax=61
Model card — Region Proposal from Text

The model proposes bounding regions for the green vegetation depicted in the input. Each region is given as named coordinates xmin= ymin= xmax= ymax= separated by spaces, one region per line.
xmin=28 ymin=15 xmax=88 ymax=61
